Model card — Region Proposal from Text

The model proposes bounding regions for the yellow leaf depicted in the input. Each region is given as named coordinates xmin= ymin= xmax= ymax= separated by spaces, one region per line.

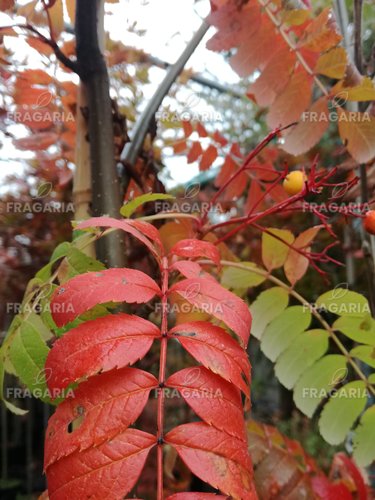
xmin=282 ymin=9 xmax=309 ymax=26
xmin=64 ymin=0 xmax=75 ymax=24
xmin=48 ymin=0 xmax=64 ymax=39
xmin=338 ymin=110 xmax=375 ymax=164
xmin=262 ymin=229 xmax=295 ymax=271
xmin=315 ymin=47 xmax=347 ymax=79
xmin=331 ymin=77 xmax=375 ymax=102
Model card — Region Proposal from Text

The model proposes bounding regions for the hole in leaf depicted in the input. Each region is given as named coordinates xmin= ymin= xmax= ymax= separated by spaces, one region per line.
xmin=67 ymin=415 xmax=84 ymax=433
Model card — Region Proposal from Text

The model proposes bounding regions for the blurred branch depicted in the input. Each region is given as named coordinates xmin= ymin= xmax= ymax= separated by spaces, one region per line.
xmin=120 ymin=21 xmax=209 ymax=171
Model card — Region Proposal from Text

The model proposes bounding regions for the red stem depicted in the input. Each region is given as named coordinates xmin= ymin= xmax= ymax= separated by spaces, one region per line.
xmin=157 ymin=256 xmax=169 ymax=500
xmin=199 ymin=123 xmax=296 ymax=226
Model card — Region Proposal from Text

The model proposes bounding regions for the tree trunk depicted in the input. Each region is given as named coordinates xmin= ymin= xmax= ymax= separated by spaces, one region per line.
xmin=75 ymin=0 xmax=125 ymax=267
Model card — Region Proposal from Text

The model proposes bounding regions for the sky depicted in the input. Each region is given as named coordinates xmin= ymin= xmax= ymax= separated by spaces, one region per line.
xmin=0 ymin=0 xmax=242 ymax=189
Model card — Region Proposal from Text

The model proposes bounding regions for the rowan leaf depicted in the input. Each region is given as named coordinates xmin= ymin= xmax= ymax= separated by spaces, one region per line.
xmin=284 ymin=226 xmax=322 ymax=285
xmin=199 ymin=145 xmax=218 ymax=171
xmin=298 ymin=8 xmax=341 ymax=52
xmin=332 ymin=76 xmax=375 ymax=101
xmin=229 ymin=17 xmax=276 ymax=77
xmin=319 ymin=381 xmax=367 ymax=445
xmin=338 ymin=110 xmax=375 ymax=164
xmin=215 ymin=155 xmax=238 ymax=188
xmin=350 ymin=345 xmax=375 ymax=368
xmin=45 ymin=367 xmax=157 ymax=468
xmin=170 ymin=239 xmax=221 ymax=268
xmin=13 ymin=107 xmax=54 ymax=130
xmin=281 ymin=97 xmax=330 ymax=156
xmin=0 ymin=348 xmax=28 ymax=415
xmin=57 ymin=247 xmax=106 ymax=283
xmin=353 ymin=406 xmax=375 ymax=466
xmin=187 ymin=142 xmax=203 ymax=163
xmin=315 ymin=47 xmax=347 ymax=78
xmin=266 ymin=71 xmax=312 ymax=129
xmin=221 ymin=262 xmax=266 ymax=291
xmin=207 ymin=2 xmax=261 ymax=52
xmin=196 ymin=122 xmax=208 ymax=138
xmin=275 ymin=329 xmax=329 ymax=389
xmin=333 ymin=315 xmax=375 ymax=345
xmin=250 ymin=287 xmax=289 ymax=340
xmin=170 ymin=260 xmax=215 ymax=281
xmin=76 ymin=216 xmax=164 ymax=258
xmin=182 ymin=120 xmax=193 ymax=137
xmin=46 ymin=313 xmax=161 ymax=391
xmin=169 ymin=321 xmax=250 ymax=396
xmin=261 ymin=306 xmax=312 ymax=362
xmin=166 ymin=367 xmax=246 ymax=441
xmin=170 ymin=278 xmax=252 ymax=347
xmin=166 ymin=494 xmax=229 ymax=500
xmin=294 ymin=355 xmax=348 ymax=417
xmin=13 ymin=132 xmax=58 ymax=151
xmin=166 ymin=423 xmax=256 ymax=499
xmin=120 ymin=193 xmax=174 ymax=218
xmin=262 ymin=228 xmax=295 ymax=271
xmin=316 ymin=288 xmax=370 ymax=317
xmin=51 ymin=268 xmax=162 ymax=327
xmin=247 ymin=46 xmax=294 ymax=107
xmin=8 ymin=314 xmax=52 ymax=402
xmin=45 ymin=428 xmax=155 ymax=499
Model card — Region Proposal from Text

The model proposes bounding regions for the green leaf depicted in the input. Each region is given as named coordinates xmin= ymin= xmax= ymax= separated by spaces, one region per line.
xmin=318 ymin=381 xmax=367 ymax=445
xmin=261 ymin=306 xmax=312 ymax=362
xmin=35 ymin=241 xmax=71 ymax=281
xmin=353 ymin=406 xmax=375 ymax=466
xmin=0 ymin=353 xmax=27 ymax=415
xmin=294 ymin=355 xmax=347 ymax=417
xmin=8 ymin=314 xmax=51 ymax=402
xmin=58 ymin=247 xmax=105 ymax=283
xmin=262 ymin=228 xmax=294 ymax=271
xmin=221 ymin=262 xmax=266 ymax=291
xmin=275 ymin=329 xmax=329 ymax=389
xmin=350 ymin=345 xmax=375 ymax=368
xmin=250 ymin=287 xmax=289 ymax=340
xmin=120 ymin=193 xmax=174 ymax=218
xmin=333 ymin=315 xmax=375 ymax=345
xmin=316 ymin=289 xmax=370 ymax=317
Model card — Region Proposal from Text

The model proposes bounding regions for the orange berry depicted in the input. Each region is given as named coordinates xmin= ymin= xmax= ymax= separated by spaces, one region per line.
xmin=364 ymin=211 xmax=375 ymax=235
xmin=283 ymin=171 xmax=306 ymax=196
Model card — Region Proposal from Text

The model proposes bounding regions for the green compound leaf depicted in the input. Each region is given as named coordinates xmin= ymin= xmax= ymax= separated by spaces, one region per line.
xmin=350 ymin=345 xmax=375 ymax=368
xmin=333 ymin=315 xmax=375 ymax=345
xmin=316 ymin=288 xmax=370 ymax=317
xmin=8 ymin=314 xmax=52 ymax=402
xmin=353 ymin=406 xmax=375 ymax=466
xmin=221 ymin=262 xmax=266 ymax=291
xmin=275 ymin=329 xmax=329 ymax=389
xmin=250 ymin=287 xmax=289 ymax=340
xmin=294 ymin=355 xmax=347 ymax=418
xmin=120 ymin=193 xmax=174 ymax=218
xmin=318 ymin=381 xmax=367 ymax=445
xmin=261 ymin=306 xmax=312 ymax=362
